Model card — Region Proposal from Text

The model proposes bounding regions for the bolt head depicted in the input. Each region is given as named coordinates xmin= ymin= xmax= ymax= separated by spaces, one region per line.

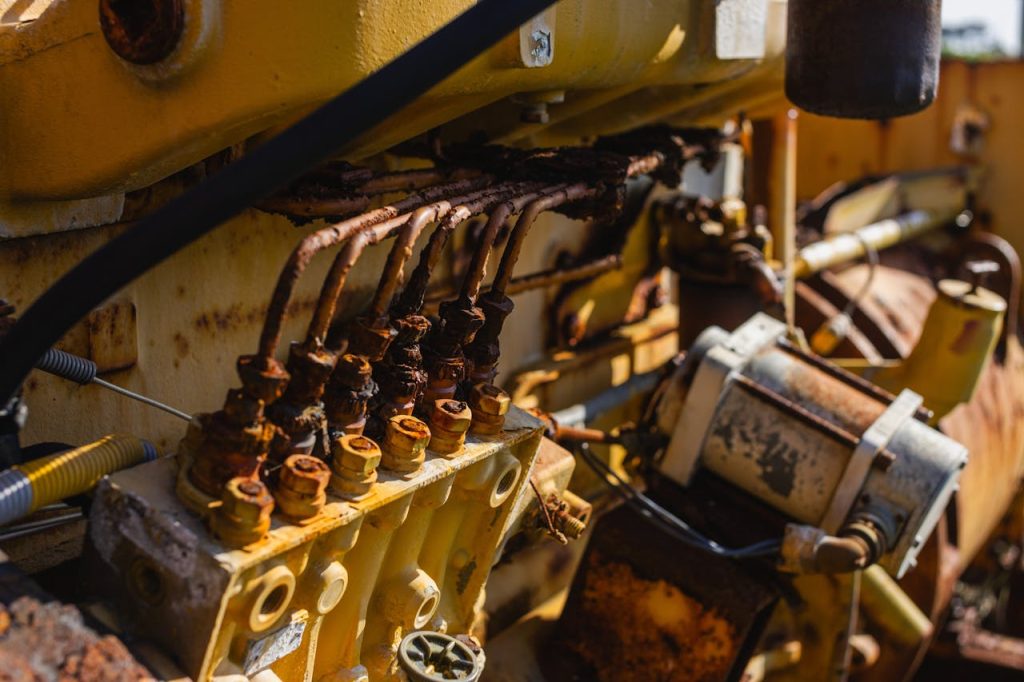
xmin=430 ymin=399 xmax=472 ymax=434
xmin=221 ymin=477 xmax=274 ymax=524
xmin=469 ymin=383 xmax=510 ymax=417
xmin=385 ymin=415 xmax=431 ymax=455
xmin=334 ymin=434 xmax=382 ymax=474
xmin=281 ymin=454 xmax=330 ymax=495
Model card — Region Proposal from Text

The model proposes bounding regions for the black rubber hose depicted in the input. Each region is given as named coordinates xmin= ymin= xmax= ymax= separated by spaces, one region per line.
xmin=0 ymin=0 xmax=557 ymax=405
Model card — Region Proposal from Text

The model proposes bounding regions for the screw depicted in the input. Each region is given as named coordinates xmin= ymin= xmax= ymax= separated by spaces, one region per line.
xmin=530 ymin=30 xmax=552 ymax=62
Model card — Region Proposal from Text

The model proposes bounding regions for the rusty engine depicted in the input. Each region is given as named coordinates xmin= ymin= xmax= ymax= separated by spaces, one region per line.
xmin=0 ymin=1 xmax=1023 ymax=681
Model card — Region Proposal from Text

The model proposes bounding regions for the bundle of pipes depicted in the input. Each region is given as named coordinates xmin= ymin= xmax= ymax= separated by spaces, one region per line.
xmin=180 ymin=128 xmax=724 ymax=540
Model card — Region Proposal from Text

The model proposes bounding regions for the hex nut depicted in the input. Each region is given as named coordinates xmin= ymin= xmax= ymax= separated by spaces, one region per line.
xmin=212 ymin=477 xmax=274 ymax=547
xmin=469 ymin=383 xmax=510 ymax=436
xmin=429 ymin=400 xmax=473 ymax=456
xmin=382 ymin=415 xmax=431 ymax=474
xmin=330 ymin=434 xmax=382 ymax=499
xmin=276 ymin=454 xmax=330 ymax=520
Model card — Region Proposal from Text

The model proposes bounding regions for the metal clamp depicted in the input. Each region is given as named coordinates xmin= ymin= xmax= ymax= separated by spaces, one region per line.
xmin=820 ymin=389 xmax=923 ymax=534
xmin=661 ymin=313 xmax=787 ymax=486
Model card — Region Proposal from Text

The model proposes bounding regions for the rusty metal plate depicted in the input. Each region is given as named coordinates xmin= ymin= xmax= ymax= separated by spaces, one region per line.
xmin=549 ymin=473 xmax=782 ymax=682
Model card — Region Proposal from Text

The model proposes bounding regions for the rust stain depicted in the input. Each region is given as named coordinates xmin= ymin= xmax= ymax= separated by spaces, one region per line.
xmin=567 ymin=553 xmax=736 ymax=682
xmin=193 ymin=296 xmax=319 ymax=335
xmin=456 ymin=557 xmax=478 ymax=595
xmin=172 ymin=333 xmax=190 ymax=359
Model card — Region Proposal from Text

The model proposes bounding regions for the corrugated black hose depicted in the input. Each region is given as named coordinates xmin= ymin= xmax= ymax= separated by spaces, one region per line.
xmin=0 ymin=0 xmax=558 ymax=405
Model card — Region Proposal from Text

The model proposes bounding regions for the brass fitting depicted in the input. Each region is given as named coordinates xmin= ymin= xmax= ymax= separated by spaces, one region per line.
xmin=428 ymin=399 xmax=473 ymax=456
xmin=381 ymin=415 xmax=431 ymax=475
xmin=329 ymin=434 xmax=382 ymax=499
xmin=468 ymin=383 xmax=510 ymax=436
xmin=275 ymin=454 xmax=331 ymax=520
xmin=211 ymin=477 xmax=274 ymax=547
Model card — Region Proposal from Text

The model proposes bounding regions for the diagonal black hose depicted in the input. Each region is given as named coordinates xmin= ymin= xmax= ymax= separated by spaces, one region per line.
xmin=0 ymin=0 xmax=557 ymax=405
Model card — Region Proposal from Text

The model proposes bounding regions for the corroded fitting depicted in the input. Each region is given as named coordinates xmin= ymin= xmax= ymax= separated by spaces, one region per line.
xmin=468 ymin=383 xmax=510 ymax=437
xmin=324 ymin=354 xmax=375 ymax=435
xmin=275 ymin=454 xmax=331 ymax=520
xmin=428 ymin=399 xmax=472 ymax=456
xmin=348 ymin=316 xmax=398 ymax=362
xmin=329 ymin=434 xmax=382 ymax=499
xmin=381 ymin=415 xmax=431 ymax=475
xmin=211 ymin=477 xmax=274 ymax=547
xmin=187 ymin=389 xmax=275 ymax=498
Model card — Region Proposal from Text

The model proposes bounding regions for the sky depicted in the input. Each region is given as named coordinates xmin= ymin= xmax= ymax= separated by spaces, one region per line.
xmin=943 ymin=0 xmax=1022 ymax=55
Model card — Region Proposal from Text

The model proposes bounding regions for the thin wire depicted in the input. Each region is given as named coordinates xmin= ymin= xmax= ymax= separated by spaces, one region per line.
xmin=577 ymin=443 xmax=780 ymax=559
xmin=841 ymin=233 xmax=879 ymax=318
xmin=92 ymin=378 xmax=192 ymax=422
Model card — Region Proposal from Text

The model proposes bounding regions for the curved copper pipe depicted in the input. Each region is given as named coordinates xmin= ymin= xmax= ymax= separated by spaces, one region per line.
xmin=491 ymin=183 xmax=598 ymax=295
xmin=457 ymin=186 xmax=560 ymax=302
xmin=307 ymin=183 xmax=520 ymax=346
xmin=391 ymin=181 xmax=541 ymax=317
xmin=259 ymin=195 xmax=373 ymax=218
xmin=257 ymin=175 xmax=493 ymax=361
xmin=365 ymin=206 xmax=448 ymax=322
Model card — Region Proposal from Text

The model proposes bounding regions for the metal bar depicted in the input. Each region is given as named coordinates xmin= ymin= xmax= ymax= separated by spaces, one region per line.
xmin=93 ymin=378 xmax=192 ymax=422
xmin=795 ymin=209 xmax=956 ymax=279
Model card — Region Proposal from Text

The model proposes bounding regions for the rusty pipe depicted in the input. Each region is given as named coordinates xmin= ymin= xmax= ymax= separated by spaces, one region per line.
xmin=365 ymin=206 xmax=450 ymax=322
xmin=421 ymin=253 xmax=624 ymax=316
xmin=259 ymin=195 xmax=373 ymax=218
xmin=258 ymin=175 xmax=493 ymax=362
xmin=457 ymin=186 xmax=560 ymax=302
xmin=391 ymin=181 xmax=540 ymax=317
xmin=259 ymin=167 xmax=483 ymax=217
xmin=491 ymin=184 xmax=598 ymax=295
xmin=307 ymin=184 xmax=512 ymax=346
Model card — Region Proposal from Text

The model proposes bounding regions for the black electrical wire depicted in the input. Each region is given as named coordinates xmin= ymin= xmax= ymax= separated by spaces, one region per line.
xmin=0 ymin=0 xmax=558 ymax=406
xmin=577 ymin=443 xmax=781 ymax=559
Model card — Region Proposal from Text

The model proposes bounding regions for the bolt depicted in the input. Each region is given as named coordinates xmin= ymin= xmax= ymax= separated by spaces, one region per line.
xmin=212 ymin=477 xmax=274 ymax=547
xmin=329 ymin=434 xmax=382 ymax=499
xmin=428 ymin=399 xmax=472 ymax=456
xmin=468 ymin=383 xmax=511 ymax=437
xmin=530 ymin=30 xmax=552 ymax=63
xmin=381 ymin=415 xmax=431 ymax=475
xmin=275 ymin=454 xmax=330 ymax=520
xmin=555 ymin=510 xmax=587 ymax=540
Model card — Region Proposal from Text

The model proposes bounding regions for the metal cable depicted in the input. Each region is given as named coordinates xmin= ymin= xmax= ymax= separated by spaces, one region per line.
xmin=577 ymin=443 xmax=780 ymax=559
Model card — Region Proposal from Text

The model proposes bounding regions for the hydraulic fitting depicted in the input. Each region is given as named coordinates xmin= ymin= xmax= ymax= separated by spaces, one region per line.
xmin=211 ymin=477 xmax=274 ymax=547
xmin=187 ymin=389 xmax=276 ymax=498
xmin=329 ymin=434 xmax=382 ymax=499
xmin=267 ymin=342 xmax=336 ymax=461
xmin=421 ymin=300 xmax=485 ymax=406
xmin=428 ymin=399 xmax=472 ymax=456
xmin=275 ymin=454 xmax=331 ymax=520
xmin=348 ymin=315 xmax=398 ymax=362
xmin=381 ymin=415 xmax=431 ymax=475
xmin=324 ymin=354 xmax=376 ymax=436
xmin=468 ymin=383 xmax=510 ymax=437
xmin=376 ymin=314 xmax=431 ymax=420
